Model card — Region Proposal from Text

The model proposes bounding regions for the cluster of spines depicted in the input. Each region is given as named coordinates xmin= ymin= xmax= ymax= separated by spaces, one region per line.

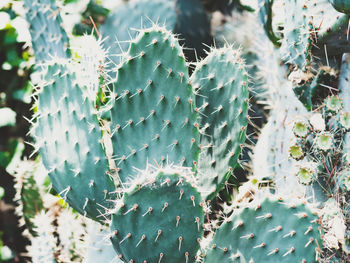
xmin=281 ymin=0 xmax=313 ymax=72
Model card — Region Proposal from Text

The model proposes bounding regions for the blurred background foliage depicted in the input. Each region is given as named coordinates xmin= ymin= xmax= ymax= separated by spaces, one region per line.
xmin=0 ymin=1 xmax=112 ymax=261
xmin=0 ymin=1 xmax=33 ymax=261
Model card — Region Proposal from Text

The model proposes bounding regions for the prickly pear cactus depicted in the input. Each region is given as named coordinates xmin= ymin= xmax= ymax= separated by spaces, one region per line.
xmin=329 ymin=0 xmax=350 ymax=14
xmin=23 ymin=0 xmax=70 ymax=63
xmin=192 ymin=46 xmax=249 ymax=199
xmin=18 ymin=0 xmax=350 ymax=262
xmin=30 ymin=61 xmax=115 ymax=221
xmin=203 ymin=196 xmax=322 ymax=263
xmin=110 ymin=167 xmax=204 ymax=262
xmin=108 ymin=27 xmax=200 ymax=183
xmin=280 ymin=0 xmax=313 ymax=72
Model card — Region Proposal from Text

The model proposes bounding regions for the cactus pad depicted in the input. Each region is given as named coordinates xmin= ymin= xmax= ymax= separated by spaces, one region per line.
xmin=203 ymin=197 xmax=322 ymax=263
xmin=109 ymin=27 xmax=199 ymax=183
xmin=281 ymin=0 xmax=312 ymax=71
xmin=191 ymin=46 xmax=249 ymax=199
xmin=110 ymin=168 xmax=204 ymax=262
xmin=329 ymin=0 xmax=350 ymax=14
xmin=23 ymin=0 xmax=70 ymax=63
xmin=32 ymin=62 xmax=115 ymax=221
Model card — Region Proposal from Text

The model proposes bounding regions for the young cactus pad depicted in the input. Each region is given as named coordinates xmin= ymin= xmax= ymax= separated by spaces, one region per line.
xmin=203 ymin=197 xmax=322 ymax=263
xmin=191 ymin=46 xmax=249 ymax=199
xmin=109 ymin=26 xmax=200 ymax=183
xmin=31 ymin=62 xmax=115 ymax=222
xmin=110 ymin=168 xmax=204 ymax=263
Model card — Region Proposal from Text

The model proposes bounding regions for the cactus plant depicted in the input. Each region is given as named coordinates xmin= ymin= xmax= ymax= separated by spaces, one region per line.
xmin=108 ymin=27 xmax=200 ymax=183
xmin=110 ymin=167 xmax=205 ymax=262
xmin=203 ymin=196 xmax=322 ymax=263
xmin=11 ymin=0 xmax=350 ymax=262
xmin=329 ymin=0 xmax=350 ymax=14
xmin=192 ymin=46 xmax=249 ymax=199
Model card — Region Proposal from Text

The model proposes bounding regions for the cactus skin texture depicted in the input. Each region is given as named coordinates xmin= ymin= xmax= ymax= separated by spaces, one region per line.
xmin=109 ymin=27 xmax=199 ymax=183
xmin=203 ymin=197 xmax=322 ymax=263
xmin=23 ymin=0 xmax=70 ymax=63
xmin=281 ymin=0 xmax=313 ymax=71
xmin=31 ymin=62 xmax=115 ymax=222
xmin=110 ymin=169 xmax=204 ymax=263
xmin=329 ymin=0 xmax=350 ymax=14
xmin=191 ymin=47 xmax=249 ymax=200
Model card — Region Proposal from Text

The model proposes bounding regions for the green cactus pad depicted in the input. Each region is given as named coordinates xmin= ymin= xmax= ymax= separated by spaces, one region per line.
xmin=337 ymin=168 xmax=350 ymax=191
xmin=109 ymin=27 xmax=199 ymax=183
xmin=100 ymin=0 xmax=177 ymax=65
xmin=190 ymin=46 xmax=249 ymax=200
xmin=281 ymin=0 xmax=312 ymax=71
xmin=32 ymin=62 xmax=115 ymax=222
xmin=203 ymin=197 xmax=322 ymax=263
xmin=329 ymin=0 xmax=350 ymax=14
xmin=252 ymin=42 xmax=307 ymax=197
xmin=23 ymin=0 xmax=70 ymax=63
xmin=110 ymin=168 xmax=204 ymax=262
xmin=340 ymin=111 xmax=350 ymax=130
